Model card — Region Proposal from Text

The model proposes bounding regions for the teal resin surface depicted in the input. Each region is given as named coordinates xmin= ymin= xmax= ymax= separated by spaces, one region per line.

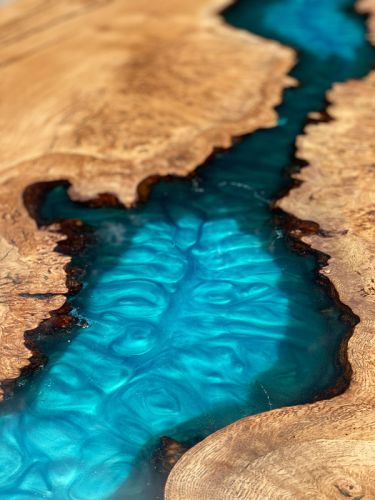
xmin=0 ymin=0 xmax=374 ymax=498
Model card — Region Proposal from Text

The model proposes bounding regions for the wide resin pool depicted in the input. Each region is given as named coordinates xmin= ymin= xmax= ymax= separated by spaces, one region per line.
xmin=0 ymin=0 xmax=373 ymax=498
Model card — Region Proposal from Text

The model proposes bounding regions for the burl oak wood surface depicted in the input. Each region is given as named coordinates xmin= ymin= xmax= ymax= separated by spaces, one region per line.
xmin=166 ymin=1 xmax=375 ymax=499
xmin=0 ymin=1 xmax=294 ymax=395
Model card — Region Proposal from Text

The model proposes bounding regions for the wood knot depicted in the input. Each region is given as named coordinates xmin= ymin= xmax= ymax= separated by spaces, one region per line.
xmin=335 ymin=477 xmax=364 ymax=498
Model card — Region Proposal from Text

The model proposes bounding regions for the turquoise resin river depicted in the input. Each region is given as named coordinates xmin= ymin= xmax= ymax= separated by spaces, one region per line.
xmin=1 ymin=0 xmax=374 ymax=498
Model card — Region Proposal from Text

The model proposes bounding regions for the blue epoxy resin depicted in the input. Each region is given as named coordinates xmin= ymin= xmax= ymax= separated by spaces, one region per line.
xmin=0 ymin=0 xmax=374 ymax=498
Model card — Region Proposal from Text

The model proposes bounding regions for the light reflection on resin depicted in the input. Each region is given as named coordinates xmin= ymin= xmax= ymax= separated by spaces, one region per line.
xmin=0 ymin=0 xmax=373 ymax=499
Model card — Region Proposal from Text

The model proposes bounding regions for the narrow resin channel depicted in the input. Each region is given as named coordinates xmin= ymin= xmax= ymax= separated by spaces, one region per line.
xmin=1 ymin=0 xmax=374 ymax=499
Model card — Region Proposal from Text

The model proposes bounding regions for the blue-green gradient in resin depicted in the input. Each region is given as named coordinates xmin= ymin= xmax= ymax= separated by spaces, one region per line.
xmin=0 ymin=0 xmax=374 ymax=499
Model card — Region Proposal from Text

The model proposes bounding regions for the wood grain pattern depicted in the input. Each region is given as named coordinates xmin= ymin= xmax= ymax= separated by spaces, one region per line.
xmin=166 ymin=2 xmax=375 ymax=499
xmin=0 ymin=0 xmax=294 ymax=395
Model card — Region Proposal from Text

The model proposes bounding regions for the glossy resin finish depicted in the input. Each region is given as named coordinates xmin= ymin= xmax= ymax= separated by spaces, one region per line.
xmin=0 ymin=0 xmax=373 ymax=499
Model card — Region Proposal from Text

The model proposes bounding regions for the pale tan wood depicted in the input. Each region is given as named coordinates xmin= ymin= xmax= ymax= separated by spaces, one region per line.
xmin=0 ymin=0 xmax=294 ymax=394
